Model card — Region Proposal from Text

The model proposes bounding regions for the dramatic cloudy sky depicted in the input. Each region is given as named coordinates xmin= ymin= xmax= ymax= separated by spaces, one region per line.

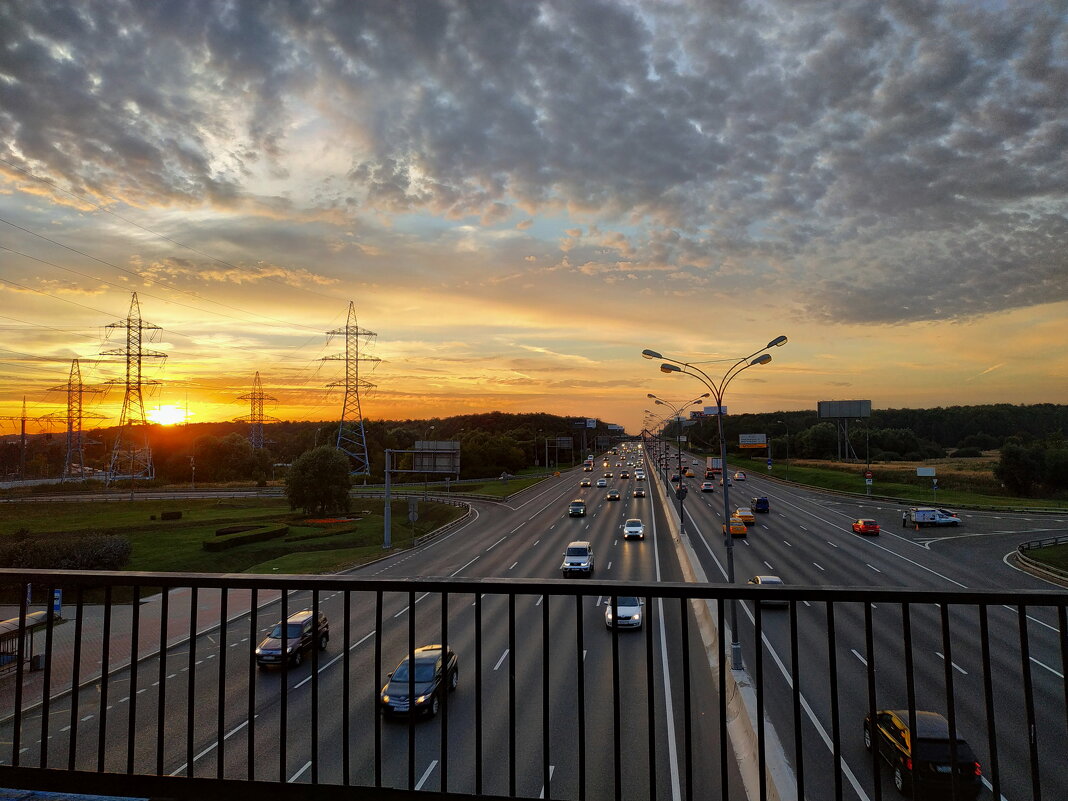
xmin=1 ymin=0 xmax=1065 ymax=432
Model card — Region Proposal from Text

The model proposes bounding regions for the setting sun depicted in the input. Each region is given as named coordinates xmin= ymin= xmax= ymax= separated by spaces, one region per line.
xmin=147 ymin=405 xmax=188 ymax=426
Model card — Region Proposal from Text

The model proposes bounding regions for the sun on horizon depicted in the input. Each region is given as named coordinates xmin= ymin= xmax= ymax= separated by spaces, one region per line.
xmin=147 ymin=405 xmax=189 ymax=426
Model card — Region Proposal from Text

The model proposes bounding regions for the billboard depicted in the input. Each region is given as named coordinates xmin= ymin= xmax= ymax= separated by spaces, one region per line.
xmin=555 ymin=437 xmax=573 ymax=449
xmin=818 ymin=400 xmax=872 ymax=419
xmin=703 ymin=406 xmax=728 ymax=416
xmin=412 ymin=441 xmax=462 ymax=473
xmin=586 ymin=418 xmax=598 ymax=429
xmin=606 ymin=424 xmax=624 ymax=431
xmin=739 ymin=433 xmax=767 ymax=448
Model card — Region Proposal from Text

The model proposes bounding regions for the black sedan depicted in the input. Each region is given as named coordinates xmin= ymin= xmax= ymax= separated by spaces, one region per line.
xmin=380 ymin=644 xmax=458 ymax=718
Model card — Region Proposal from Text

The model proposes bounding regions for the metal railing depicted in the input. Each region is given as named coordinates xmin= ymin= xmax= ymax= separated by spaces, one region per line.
xmin=0 ymin=569 xmax=1065 ymax=801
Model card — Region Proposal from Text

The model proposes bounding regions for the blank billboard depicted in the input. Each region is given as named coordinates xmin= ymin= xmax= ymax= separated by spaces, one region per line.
xmin=817 ymin=400 xmax=872 ymax=419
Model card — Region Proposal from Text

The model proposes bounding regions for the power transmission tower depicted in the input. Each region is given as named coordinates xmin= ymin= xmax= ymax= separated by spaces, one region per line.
xmin=235 ymin=371 xmax=278 ymax=449
xmin=322 ymin=301 xmax=380 ymax=475
xmin=101 ymin=293 xmax=166 ymax=484
xmin=46 ymin=359 xmax=105 ymax=480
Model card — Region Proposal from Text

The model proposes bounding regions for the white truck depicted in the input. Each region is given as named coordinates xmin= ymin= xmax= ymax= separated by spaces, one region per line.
xmin=904 ymin=507 xmax=961 ymax=527
xmin=704 ymin=457 xmax=723 ymax=480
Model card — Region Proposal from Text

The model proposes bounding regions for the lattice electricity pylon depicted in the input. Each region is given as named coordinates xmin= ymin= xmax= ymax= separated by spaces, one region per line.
xmin=235 ymin=371 xmax=279 ymax=449
xmin=322 ymin=301 xmax=380 ymax=475
xmin=101 ymin=293 xmax=166 ymax=484
xmin=44 ymin=359 xmax=105 ymax=480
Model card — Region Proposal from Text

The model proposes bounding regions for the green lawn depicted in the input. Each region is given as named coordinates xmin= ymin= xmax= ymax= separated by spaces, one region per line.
xmin=1028 ymin=543 xmax=1068 ymax=573
xmin=0 ymin=498 xmax=465 ymax=574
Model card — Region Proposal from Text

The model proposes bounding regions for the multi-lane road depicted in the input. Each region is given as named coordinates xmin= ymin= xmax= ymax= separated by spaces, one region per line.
xmin=3 ymin=445 xmax=1066 ymax=801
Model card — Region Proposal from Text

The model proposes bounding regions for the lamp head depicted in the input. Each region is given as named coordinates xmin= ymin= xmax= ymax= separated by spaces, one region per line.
xmin=641 ymin=349 xmax=662 ymax=360
xmin=768 ymin=335 xmax=788 ymax=348
xmin=750 ymin=354 xmax=772 ymax=366
xmin=660 ymin=363 xmax=682 ymax=374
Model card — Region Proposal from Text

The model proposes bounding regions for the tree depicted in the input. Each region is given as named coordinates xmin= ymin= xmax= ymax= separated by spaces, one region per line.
xmin=995 ymin=443 xmax=1044 ymax=496
xmin=285 ymin=447 xmax=352 ymax=515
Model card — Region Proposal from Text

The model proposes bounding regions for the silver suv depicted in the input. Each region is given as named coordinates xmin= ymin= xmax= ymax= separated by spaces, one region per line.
xmin=561 ymin=541 xmax=595 ymax=576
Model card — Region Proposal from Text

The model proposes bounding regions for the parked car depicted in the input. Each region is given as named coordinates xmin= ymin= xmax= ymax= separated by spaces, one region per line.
xmin=568 ymin=499 xmax=587 ymax=517
xmin=863 ymin=710 xmax=982 ymax=799
xmin=751 ymin=496 xmax=770 ymax=513
xmin=379 ymin=644 xmax=458 ymax=718
xmin=255 ymin=610 xmax=329 ymax=668
xmin=747 ymin=575 xmax=788 ymax=607
xmin=734 ymin=508 xmax=756 ymax=525
xmin=852 ymin=519 xmax=880 ymax=535
xmin=561 ymin=541 xmax=595 ymax=576
xmin=622 ymin=518 xmax=645 ymax=540
xmin=605 ymin=596 xmax=643 ymax=630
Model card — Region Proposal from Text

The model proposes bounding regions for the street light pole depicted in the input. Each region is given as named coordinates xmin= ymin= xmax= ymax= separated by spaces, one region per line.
xmin=777 ymin=418 xmax=790 ymax=481
xmin=643 ymin=336 xmax=787 ymax=671
xmin=647 ymin=394 xmax=708 ymax=542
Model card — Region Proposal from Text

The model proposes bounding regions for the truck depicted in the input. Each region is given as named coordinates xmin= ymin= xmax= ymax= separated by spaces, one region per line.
xmin=705 ymin=457 xmax=723 ymax=480
xmin=904 ymin=507 xmax=960 ymax=527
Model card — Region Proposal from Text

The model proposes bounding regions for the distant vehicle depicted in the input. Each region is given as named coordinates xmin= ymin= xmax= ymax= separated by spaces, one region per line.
xmin=568 ymin=500 xmax=587 ymax=517
xmin=580 ymin=478 xmax=592 ymax=487
xmin=725 ymin=517 xmax=747 ymax=537
xmin=635 ymin=471 xmax=646 ymax=480
xmin=604 ymin=596 xmax=643 ymax=630
xmin=704 ymin=469 xmax=718 ymax=480
xmin=604 ymin=471 xmax=613 ymax=478
xmin=750 ymin=496 xmax=770 ymax=513
xmin=622 ymin=518 xmax=645 ymax=540
xmin=606 ymin=489 xmax=621 ymax=501
xmin=670 ymin=474 xmax=681 ymax=483
xmin=852 ymin=519 xmax=880 ymax=535
xmin=701 ymin=481 xmax=716 ymax=493
xmin=734 ymin=508 xmax=756 ymax=525
xmin=255 ymin=610 xmax=329 ymax=668
xmin=733 ymin=471 xmax=746 ymax=481
xmin=583 ymin=465 xmax=593 ymax=472
xmin=747 ymin=575 xmax=787 ymax=607
xmin=683 ymin=469 xmax=695 ymax=477
xmin=596 ymin=478 xmax=608 ymax=488
xmin=561 ymin=541 xmax=595 ymax=576
xmin=904 ymin=508 xmax=960 ymax=527
xmin=864 ymin=710 xmax=982 ymax=799
xmin=719 ymin=477 xmax=732 ymax=487
xmin=379 ymin=644 xmax=458 ymax=718
xmin=691 ymin=459 xmax=699 ymax=465
xmin=619 ymin=470 xmax=630 ymax=478
xmin=632 ymin=487 xmax=646 ymax=498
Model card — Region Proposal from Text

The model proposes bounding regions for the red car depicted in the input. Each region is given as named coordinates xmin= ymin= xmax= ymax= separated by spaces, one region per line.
xmin=851 ymin=519 xmax=880 ymax=536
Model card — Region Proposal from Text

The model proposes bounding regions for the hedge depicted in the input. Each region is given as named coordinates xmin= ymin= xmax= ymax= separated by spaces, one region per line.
xmin=203 ymin=524 xmax=289 ymax=552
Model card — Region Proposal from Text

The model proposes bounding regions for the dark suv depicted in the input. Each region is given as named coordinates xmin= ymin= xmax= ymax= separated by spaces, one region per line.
xmin=255 ymin=610 xmax=329 ymax=668
xmin=750 ymin=496 xmax=770 ymax=513
xmin=380 ymin=644 xmax=459 ymax=718
xmin=864 ymin=710 xmax=982 ymax=798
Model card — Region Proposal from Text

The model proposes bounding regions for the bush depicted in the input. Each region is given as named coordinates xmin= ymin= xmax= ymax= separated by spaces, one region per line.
xmin=953 ymin=447 xmax=984 ymax=458
xmin=203 ymin=524 xmax=288 ymax=552
xmin=0 ymin=531 xmax=131 ymax=570
xmin=160 ymin=510 xmax=183 ymax=521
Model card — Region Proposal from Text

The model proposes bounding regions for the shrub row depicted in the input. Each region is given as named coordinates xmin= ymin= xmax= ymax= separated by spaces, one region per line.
xmin=0 ymin=530 xmax=132 ymax=570
xmin=202 ymin=524 xmax=288 ymax=552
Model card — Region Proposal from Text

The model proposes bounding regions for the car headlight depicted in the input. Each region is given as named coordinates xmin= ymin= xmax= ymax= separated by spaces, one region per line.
xmin=381 ymin=694 xmax=390 ymax=703
xmin=416 ymin=694 xmax=430 ymax=705
xmin=606 ymin=610 xmax=613 ymax=621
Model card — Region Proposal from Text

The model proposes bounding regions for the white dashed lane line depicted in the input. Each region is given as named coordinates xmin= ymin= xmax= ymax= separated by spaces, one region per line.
xmin=867 ymin=564 xmax=881 ymax=573
xmin=935 ymin=652 xmax=968 ymax=675
xmin=813 ymin=563 xmax=825 ymax=571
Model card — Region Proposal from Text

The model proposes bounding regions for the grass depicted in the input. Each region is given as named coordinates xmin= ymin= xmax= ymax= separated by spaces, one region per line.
xmin=0 ymin=498 xmax=465 ymax=574
xmin=726 ymin=455 xmax=1068 ymax=510
xmin=354 ymin=474 xmax=547 ymax=499
xmin=1028 ymin=544 xmax=1068 ymax=572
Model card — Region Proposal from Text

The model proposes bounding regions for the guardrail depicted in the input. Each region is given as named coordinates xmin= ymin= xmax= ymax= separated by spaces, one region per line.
xmin=0 ymin=569 xmax=1064 ymax=801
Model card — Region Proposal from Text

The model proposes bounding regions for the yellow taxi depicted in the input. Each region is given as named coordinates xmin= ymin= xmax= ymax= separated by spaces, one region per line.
xmin=734 ymin=508 xmax=756 ymax=525
xmin=724 ymin=517 xmax=748 ymax=537
xmin=683 ymin=469 xmax=695 ymax=477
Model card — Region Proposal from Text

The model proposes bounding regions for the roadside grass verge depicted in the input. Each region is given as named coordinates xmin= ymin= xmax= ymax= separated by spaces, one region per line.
xmin=1028 ymin=544 xmax=1068 ymax=572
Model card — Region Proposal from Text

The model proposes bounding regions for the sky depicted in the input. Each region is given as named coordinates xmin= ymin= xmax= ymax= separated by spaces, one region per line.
xmin=1 ymin=0 xmax=1066 ymax=436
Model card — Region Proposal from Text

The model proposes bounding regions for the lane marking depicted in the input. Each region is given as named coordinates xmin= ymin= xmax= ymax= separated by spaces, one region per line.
xmin=935 ymin=653 xmax=968 ymax=675
xmin=485 ymin=536 xmax=507 ymax=551
xmin=763 ymin=561 xmax=774 ymax=571
xmin=415 ymin=760 xmax=438 ymax=791
xmin=493 ymin=650 xmax=509 ymax=671
xmin=508 ymin=561 xmax=518 ymax=570
xmin=827 ymin=541 xmax=838 ymax=549
xmin=866 ymin=564 xmax=881 ymax=573
xmin=289 ymin=761 xmax=311 ymax=782
xmin=813 ymin=563 xmax=825 ymax=571
xmin=539 ymin=765 xmax=556 ymax=799
xmin=851 ymin=649 xmax=867 ymax=666
xmin=783 ymin=540 xmax=792 ymax=547
xmin=1029 ymin=656 xmax=1064 ymax=679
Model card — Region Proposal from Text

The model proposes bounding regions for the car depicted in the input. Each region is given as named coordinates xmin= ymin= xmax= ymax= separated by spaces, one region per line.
xmin=747 ymin=575 xmax=788 ymax=607
xmin=604 ymin=471 xmax=613 ymax=478
xmin=579 ymin=478 xmax=592 ymax=487
xmin=561 ymin=541 xmax=595 ymax=576
xmin=733 ymin=471 xmax=747 ymax=481
xmin=751 ymin=496 xmax=770 ymax=513
xmin=604 ymin=596 xmax=643 ymax=630
xmin=255 ymin=610 xmax=329 ymax=668
xmin=632 ymin=487 xmax=646 ymax=498
xmin=719 ymin=477 xmax=732 ymax=487
xmin=863 ymin=710 xmax=982 ymax=799
xmin=852 ymin=519 xmax=880 ymax=535
xmin=635 ymin=471 xmax=646 ymax=481
xmin=622 ymin=518 xmax=645 ymax=539
xmin=596 ymin=478 xmax=608 ymax=488
xmin=606 ymin=489 xmax=621 ymax=501
xmin=670 ymin=474 xmax=681 ymax=483
xmin=619 ymin=470 xmax=630 ymax=478
xmin=725 ymin=517 xmax=747 ymax=537
xmin=692 ymin=459 xmax=699 ymax=465
xmin=734 ymin=508 xmax=756 ymax=525
xmin=582 ymin=465 xmax=592 ymax=472
xmin=568 ymin=499 xmax=587 ymax=517
xmin=700 ymin=481 xmax=715 ymax=493
xmin=683 ymin=469 xmax=695 ymax=477
xmin=379 ymin=644 xmax=458 ymax=718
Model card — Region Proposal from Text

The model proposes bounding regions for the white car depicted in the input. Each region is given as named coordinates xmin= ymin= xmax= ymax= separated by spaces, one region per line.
xmin=604 ymin=596 xmax=643 ymax=629
xmin=634 ymin=471 xmax=646 ymax=481
xmin=622 ymin=518 xmax=645 ymax=540
xmin=733 ymin=471 xmax=747 ymax=481
xmin=692 ymin=459 xmax=699 ymax=465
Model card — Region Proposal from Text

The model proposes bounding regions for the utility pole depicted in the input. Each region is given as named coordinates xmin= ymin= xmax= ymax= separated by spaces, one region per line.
xmin=49 ymin=360 xmax=104 ymax=480
xmin=322 ymin=302 xmax=380 ymax=475
xmin=236 ymin=371 xmax=278 ymax=449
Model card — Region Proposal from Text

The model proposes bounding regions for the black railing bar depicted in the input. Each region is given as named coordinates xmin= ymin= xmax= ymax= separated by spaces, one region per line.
xmin=681 ymin=596 xmax=692 ymax=801
xmin=279 ymin=590 xmax=287 ymax=784
xmin=902 ymin=603 xmax=919 ymax=799
xmin=644 ymin=592 xmax=657 ymax=801
xmin=610 ymin=593 xmax=621 ymax=801
xmin=216 ymin=589 xmax=228 ymax=780
xmin=40 ymin=586 xmax=57 ymax=770
xmin=789 ymin=600 xmax=803 ymax=800
xmin=940 ymin=602 xmax=962 ymax=799
xmin=1018 ymin=605 xmax=1041 ymax=801
xmin=755 ymin=600 xmax=766 ymax=801
xmin=310 ymin=590 xmax=319 ymax=785
xmin=1060 ymin=605 xmax=1068 ymax=768
xmin=718 ymin=599 xmax=729 ymax=801
xmin=246 ymin=588 xmax=257 ymax=781
xmin=826 ymin=601 xmax=842 ymax=801
xmin=508 ymin=591 xmax=516 ymax=798
xmin=441 ymin=589 xmax=450 ymax=794
xmin=97 ymin=585 xmax=113 ymax=773
xmin=154 ymin=588 xmax=167 ymax=776
xmin=864 ymin=601 xmax=880 ymax=801
xmin=67 ymin=588 xmax=85 ymax=772
xmin=407 ymin=588 xmax=416 ymax=791
xmin=373 ymin=589 xmax=383 ymax=789
xmin=342 ymin=589 xmax=351 ymax=787
xmin=542 ymin=592 xmax=550 ymax=800
xmin=186 ymin=586 xmax=198 ymax=778
xmin=127 ymin=585 xmax=141 ymax=775
xmin=575 ymin=593 xmax=585 ymax=801
xmin=979 ymin=604 xmax=1000 ymax=801
xmin=11 ymin=582 xmax=27 ymax=766
xmin=5 ymin=568 xmax=1065 ymax=607
xmin=475 ymin=591 xmax=483 ymax=797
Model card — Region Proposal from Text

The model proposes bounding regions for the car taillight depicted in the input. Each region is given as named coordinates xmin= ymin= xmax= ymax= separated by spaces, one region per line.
xmin=974 ymin=762 xmax=982 ymax=776
xmin=905 ymin=758 xmax=912 ymax=772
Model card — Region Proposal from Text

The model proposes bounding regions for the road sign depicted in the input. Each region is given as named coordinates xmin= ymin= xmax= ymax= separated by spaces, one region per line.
xmin=53 ymin=589 xmax=62 ymax=615
xmin=865 ymin=478 xmax=873 ymax=485
xmin=864 ymin=470 xmax=872 ymax=479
